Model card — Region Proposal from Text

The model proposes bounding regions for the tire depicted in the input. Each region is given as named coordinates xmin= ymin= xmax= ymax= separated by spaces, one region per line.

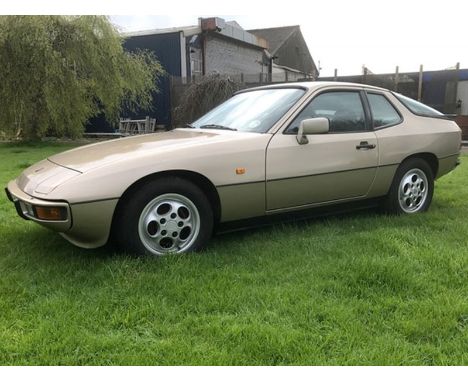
xmin=115 ymin=177 xmax=214 ymax=256
xmin=382 ymin=158 xmax=434 ymax=214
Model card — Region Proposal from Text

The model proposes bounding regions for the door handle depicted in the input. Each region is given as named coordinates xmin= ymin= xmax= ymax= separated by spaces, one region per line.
xmin=356 ymin=141 xmax=376 ymax=150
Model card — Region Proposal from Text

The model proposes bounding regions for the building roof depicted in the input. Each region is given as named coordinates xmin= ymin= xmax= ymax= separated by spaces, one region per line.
xmin=248 ymin=25 xmax=317 ymax=77
xmin=226 ymin=20 xmax=243 ymax=29
xmin=123 ymin=25 xmax=201 ymax=38
xmin=247 ymin=25 xmax=299 ymax=54
xmin=201 ymin=17 xmax=268 ymax=49
xmin=123 ymin=17 xmax=267 ymax=49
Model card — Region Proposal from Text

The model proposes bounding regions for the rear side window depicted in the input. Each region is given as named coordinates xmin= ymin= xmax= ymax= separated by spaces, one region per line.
xmin=367 ymin=93 xmax=402 ymax=128
xmin=393 ymin=93 xmax=444 ymax=117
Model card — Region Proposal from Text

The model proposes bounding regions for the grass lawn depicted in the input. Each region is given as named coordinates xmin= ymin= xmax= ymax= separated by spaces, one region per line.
xmin=0 ymin=141 xmax=467 ymax=365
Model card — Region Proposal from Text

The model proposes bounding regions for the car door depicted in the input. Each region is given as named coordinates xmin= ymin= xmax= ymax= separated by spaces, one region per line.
xmin=266 ymin=89 xmax=379 ymax=211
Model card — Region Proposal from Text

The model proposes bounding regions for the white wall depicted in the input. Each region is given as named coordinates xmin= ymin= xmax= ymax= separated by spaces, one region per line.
xmin=204 ymin=35 xmax=264 ymax=75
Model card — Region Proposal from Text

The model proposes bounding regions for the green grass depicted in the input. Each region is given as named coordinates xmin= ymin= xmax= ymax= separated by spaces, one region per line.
xmin=0 ymin=142 xmax=467 ymax=365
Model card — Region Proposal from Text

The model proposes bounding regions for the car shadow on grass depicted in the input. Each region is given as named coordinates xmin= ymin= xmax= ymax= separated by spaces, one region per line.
xmin=211 ymin=207 xmax=396 ymax=246
xmin=2 ymin=203 xmax=452 ymax=265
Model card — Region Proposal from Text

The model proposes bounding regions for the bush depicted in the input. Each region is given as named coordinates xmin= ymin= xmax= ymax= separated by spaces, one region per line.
xmin=173 ymin=73 xmax=245 ymax=127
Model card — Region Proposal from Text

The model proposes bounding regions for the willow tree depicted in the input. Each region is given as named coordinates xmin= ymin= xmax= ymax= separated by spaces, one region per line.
xmin=0 ymin=16 xmax=164 ymax=139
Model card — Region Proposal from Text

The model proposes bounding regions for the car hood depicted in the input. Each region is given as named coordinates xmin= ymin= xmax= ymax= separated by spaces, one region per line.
xmin=49 ymin=129 xmax=252 ymax=173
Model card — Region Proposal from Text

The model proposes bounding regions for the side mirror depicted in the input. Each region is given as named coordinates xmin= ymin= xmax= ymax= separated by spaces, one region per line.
xmin=296 ymin=117 xmax=329 ymax=144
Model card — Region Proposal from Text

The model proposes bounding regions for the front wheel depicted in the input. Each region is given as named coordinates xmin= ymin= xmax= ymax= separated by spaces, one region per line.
xmin=382 ymin=158 xmax=434 ymax=214
xmin=115 ymin=177 xmax=214 ymax=256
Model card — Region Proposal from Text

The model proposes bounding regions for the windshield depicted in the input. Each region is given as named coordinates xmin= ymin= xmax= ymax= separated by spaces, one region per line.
xmin=191 ymin=88 xmax=305 ymax=133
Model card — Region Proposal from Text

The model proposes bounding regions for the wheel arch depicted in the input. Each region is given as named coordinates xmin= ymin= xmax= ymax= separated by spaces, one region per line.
xmin=400 ymin=152 xmax=439 ymax=178
xmin=381 ymin=152 xmax=436 ymax=214
xmin=110 ymin=170 xmax=221 ymax=240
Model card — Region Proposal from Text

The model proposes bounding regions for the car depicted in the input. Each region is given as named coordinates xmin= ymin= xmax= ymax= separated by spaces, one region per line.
xmin=5 ymin=82 xmax=462 ymax=255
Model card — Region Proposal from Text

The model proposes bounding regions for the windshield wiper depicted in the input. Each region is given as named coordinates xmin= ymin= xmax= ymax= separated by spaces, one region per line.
xmin=199 ymin=124 xmax=237 ymax=131
xmin=185 ymin=123 xmax=195 ymax=128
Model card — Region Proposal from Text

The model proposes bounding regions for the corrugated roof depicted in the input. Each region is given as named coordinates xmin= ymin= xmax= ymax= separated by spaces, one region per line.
xmin=247 ymin=25 xmax=299 ymax=54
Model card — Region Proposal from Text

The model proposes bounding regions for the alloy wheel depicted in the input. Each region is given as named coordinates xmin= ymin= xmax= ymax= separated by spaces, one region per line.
xmin=398 ymin=168 xmax=428 ymax=213
xmin=138 ymin=193 xmax=200 ymax=255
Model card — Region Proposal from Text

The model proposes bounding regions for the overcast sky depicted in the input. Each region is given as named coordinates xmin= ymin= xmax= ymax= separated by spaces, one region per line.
xmin=3 ymin=0 xmax=466 ymax=78
xmin=110 ymin=5 xmax=467 ymax=77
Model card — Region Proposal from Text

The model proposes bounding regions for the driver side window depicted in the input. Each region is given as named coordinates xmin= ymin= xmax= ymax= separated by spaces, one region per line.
xmin=286 ymin=91 xmax=367 ymax=134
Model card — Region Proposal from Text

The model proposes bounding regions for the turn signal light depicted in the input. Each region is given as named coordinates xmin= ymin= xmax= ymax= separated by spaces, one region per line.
xmin=34 ymin=206 xmax=67 ymax=221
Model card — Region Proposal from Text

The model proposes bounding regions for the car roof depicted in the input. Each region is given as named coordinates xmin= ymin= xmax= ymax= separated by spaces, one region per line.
xmin=239 ymin=81 xmax=391 ymax=93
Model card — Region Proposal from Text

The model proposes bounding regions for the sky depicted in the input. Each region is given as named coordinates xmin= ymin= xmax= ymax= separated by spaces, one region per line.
xmin=3 ymin=0 xmax=467 ymax=77
xmin=110 ymin=4 xmax=468 ymax=77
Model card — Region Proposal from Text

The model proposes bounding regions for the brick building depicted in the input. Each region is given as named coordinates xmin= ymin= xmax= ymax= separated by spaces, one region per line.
xmin=86 ymin=17 xmax=317 ymax=132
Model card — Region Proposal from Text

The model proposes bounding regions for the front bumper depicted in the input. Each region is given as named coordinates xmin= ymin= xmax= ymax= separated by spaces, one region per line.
xmin=6 ymin=179 xmax=118 ymax=249
xmin=5 ymin=180 xmax=72 ymax=232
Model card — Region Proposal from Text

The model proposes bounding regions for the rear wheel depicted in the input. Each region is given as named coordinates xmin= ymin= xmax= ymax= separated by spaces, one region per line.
xmin=382 ymin=158 xmax=434 ymax=214
xmin=115 ymin=177 xmax=213 ymax=256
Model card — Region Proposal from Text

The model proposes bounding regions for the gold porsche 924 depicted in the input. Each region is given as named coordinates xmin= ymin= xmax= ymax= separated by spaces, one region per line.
xmin=6 ymin=82 xmax=462 ymax=255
